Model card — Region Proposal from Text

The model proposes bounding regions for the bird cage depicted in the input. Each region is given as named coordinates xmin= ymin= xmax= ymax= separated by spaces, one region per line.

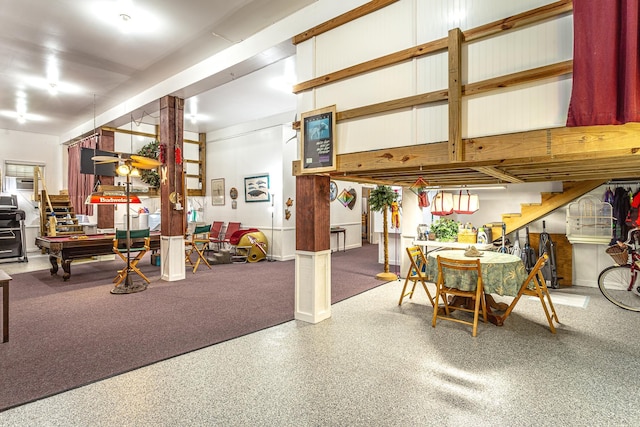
xmin=566 ymin=195 xmax=613 ymax=244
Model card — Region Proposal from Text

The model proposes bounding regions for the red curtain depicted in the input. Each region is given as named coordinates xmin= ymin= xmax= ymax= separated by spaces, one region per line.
xmin=68 ymin=135 xmax=97 ymax=216
xmin=566 ymin=0 xmax=640 ymax=126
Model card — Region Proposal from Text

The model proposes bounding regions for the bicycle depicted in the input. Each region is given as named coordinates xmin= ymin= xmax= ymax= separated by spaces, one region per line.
xmin=598 ymin=228 xmax=640 ymax=311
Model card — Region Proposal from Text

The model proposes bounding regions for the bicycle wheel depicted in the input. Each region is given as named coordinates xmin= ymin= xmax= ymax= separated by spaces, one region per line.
xmin=598 ymin=265 xmax=640 ymax=311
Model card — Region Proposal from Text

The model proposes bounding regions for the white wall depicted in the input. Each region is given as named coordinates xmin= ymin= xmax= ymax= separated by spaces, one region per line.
xmin=0 ymin=129 xmax=63 ymax=252
xmin=205 ymin=112 xmax=295 ymax=260
xmin=329 ymin=179 xmax=364 ymax=252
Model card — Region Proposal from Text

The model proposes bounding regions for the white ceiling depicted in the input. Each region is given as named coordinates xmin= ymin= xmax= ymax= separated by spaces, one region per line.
xmin=0 ymin=0 xmax=315 ymax=138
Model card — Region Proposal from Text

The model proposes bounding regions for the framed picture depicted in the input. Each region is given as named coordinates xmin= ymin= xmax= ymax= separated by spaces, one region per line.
xmin=300 ymin=105 xmax=337 ymax=174
xmin=244 ymin=174 xmax=270 ymax=202
xmin=211 ymin=178 xmax=225 ymax=206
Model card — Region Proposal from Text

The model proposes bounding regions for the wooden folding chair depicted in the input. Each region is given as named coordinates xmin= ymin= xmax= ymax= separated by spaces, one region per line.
xmin=399 ymin=246 xmax=436 ymax=306
xmin=501 ymin=253 xmax=560 ymax=333
xmin=432 ymin=255 xmax=487 ymax=337
xmin=185 ymin=225 xmax=212 ymax=273
xmin=113 ymin=229 xmax=151 ymax=286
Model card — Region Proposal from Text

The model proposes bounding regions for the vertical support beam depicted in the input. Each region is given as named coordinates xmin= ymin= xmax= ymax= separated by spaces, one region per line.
xmin=159 ymin=96 xmax=186 ymax=281
xmin=295 ymin=175 xmax=331 ymax=323
xmin=97 ymin=129 xmax=114 ymax=230
xmin=199 ymin=132 xmax=206 ymax=195
xmin=159 ymin=95 xmax=185 ymax=236
xmin=296 ymin=175 xmax=330 ymax=251
xmin=448 ymin=27 xmax=463 ymax=161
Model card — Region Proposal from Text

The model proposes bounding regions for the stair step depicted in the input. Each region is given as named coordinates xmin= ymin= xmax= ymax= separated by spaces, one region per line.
xmin=500 ymin=179 xmax=605 ymax=236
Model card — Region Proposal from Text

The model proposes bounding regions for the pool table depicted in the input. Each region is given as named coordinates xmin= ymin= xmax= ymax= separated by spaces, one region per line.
xmin=35 ymin=232 xmax=160 ymax=281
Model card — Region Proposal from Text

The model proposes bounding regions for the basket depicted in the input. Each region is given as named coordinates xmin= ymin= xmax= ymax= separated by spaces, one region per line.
xmin=605 ymin=245 xmax=629 ymax=265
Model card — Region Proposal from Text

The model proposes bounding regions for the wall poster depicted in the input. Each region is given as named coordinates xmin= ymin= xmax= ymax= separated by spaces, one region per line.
xmin=300 ymin=105 xmax=337 ymax=174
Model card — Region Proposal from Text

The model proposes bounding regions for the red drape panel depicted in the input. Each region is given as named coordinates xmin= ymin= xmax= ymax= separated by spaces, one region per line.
xmin=68 ymin=136 xmax=96 ymax=216
xmin=566 ymin=0 xmax=640 ymax=126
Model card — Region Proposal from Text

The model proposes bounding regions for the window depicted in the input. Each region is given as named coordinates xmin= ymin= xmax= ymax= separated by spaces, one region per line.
xmin=3 ymin=161 xmax=44 ymax=192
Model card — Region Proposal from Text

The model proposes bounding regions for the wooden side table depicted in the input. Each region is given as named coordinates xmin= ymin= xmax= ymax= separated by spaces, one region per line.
xmin=0 ymin=270 xmax=10 ymax=343
xmin=330 ymin=227 xmax=346 ymax=252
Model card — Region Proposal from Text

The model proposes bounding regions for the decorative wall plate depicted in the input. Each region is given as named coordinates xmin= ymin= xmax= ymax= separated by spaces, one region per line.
xmin=229 ymin=187 xmax=238 ymax=200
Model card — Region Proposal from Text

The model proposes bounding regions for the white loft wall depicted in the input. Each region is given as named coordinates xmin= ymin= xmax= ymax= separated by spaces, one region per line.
xmin=297 ymin=0 xmax=572 ymax=152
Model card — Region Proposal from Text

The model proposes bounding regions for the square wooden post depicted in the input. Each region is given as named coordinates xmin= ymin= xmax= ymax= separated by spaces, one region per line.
xmin=295 ymin=175 xmax=331 ymax=323
xmin=159 ymin=95 xmax=186 ymax=281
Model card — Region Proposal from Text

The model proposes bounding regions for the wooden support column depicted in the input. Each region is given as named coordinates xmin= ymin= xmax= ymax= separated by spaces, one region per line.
xmin=97 ymin=129 xmax=114 ymax=230
xmin=448 ymin=27 xmax=463 ymax=161
xmin=159 ymin=95 xmax=186 ymax=281
xmin=295 ymin=175 xmax=331 ymax=323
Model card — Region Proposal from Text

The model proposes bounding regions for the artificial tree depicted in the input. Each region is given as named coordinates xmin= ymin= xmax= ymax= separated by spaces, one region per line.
xmin=369 ymin=185 xmax=399 ymax=281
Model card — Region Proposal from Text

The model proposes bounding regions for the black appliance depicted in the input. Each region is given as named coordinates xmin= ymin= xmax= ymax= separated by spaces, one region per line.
xmin=0 ymin=195 xmax=27 ymax=262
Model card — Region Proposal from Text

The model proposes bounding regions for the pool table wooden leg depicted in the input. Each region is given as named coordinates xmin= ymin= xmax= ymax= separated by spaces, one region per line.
xmin=48 ymin=255 xmax=59 ymax=276
xmin=61 ymin=260 xmax=72 ymax=281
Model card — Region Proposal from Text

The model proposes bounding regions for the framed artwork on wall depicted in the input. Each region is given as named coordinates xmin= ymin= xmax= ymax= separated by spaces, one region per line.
xmin=300 ymin=105 xmax=337 ymax=174
xmin=211 ymin=178 xmax=225 ymax=206
xmin=244 ymin=174 xmax=270 ymax=202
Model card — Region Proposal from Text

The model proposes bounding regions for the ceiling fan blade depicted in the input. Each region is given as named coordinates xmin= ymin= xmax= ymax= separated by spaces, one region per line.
xmin=131 ymin=162 xmax=158 ymax=170
xmin=91 ymin=155 xmax=120 ymax=163
xmin=130 ymin=155 xmax=161 ymax=166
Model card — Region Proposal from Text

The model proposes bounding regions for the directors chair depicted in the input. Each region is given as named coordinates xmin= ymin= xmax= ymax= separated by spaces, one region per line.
xmin=432 ymin=255 xmax=487 ymax=337
xmin=185 ymin=224 xmax=212 ymax=273
xmin=113 ymin=229 xmax=151 ymax=286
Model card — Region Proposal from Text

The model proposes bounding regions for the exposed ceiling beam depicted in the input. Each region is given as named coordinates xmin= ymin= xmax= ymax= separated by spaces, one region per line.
xmin=473 ymin=167 xmax=525 ymax=183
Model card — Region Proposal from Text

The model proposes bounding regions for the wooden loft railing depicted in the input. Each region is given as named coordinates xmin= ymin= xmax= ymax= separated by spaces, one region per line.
xmin=291 ymin=0 xmax=576 ymax=181
xmin=100 ymin=126 xmax=207 ymax=197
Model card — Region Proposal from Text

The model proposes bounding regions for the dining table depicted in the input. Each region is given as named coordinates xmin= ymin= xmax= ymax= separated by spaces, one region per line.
xmin=425 ymin=249 xmax=528 ymax=325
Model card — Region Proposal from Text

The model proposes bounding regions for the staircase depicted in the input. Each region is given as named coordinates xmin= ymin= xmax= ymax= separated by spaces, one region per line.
xmin=495 ymin=180 xmax=605 ymax=238
xmin=39 ymin=191 xmax=85 ymax=236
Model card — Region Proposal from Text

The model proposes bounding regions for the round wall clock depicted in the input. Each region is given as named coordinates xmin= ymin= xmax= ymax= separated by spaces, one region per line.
xmin=329 ymin=181 xmax=338 ymax=202
xmin=229 ymin=187 xmax=238 ymax=200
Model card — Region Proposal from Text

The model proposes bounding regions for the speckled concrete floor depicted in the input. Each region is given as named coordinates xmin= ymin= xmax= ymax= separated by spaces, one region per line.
xmin=1 ymin=258 xmax=639 ymax=426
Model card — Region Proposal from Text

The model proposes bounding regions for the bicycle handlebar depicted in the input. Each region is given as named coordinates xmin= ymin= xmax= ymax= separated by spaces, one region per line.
xmin=620 ymin=227 xmax=640 ymax=248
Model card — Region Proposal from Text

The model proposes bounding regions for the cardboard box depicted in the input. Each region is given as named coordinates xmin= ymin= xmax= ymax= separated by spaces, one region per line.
xmin=457 ymin=232 xmax=477 ymax=244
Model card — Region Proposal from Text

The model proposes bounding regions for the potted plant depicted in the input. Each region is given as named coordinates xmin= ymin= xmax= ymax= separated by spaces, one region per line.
xmin=368 ymin=185 xmax=399 ymax=281
xmin=430 ymin=218 xmax=459 ymax=242
xmin=137 ymin=140 xmax=160 ymax=188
